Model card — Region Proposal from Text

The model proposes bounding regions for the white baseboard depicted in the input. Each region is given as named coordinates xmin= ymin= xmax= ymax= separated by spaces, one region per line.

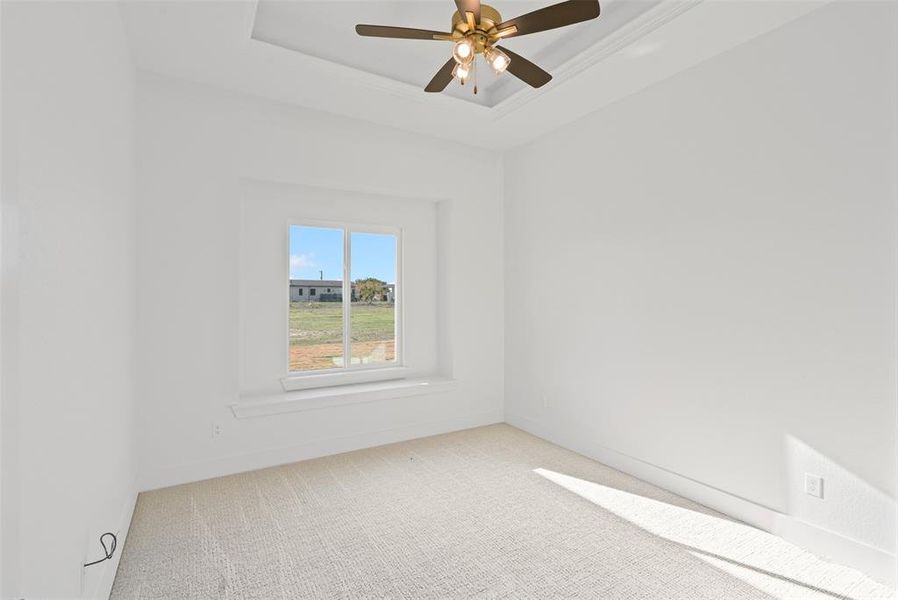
xmin=138 ymin=410 xmax=503 ymax=492
xmin=506 ymin=412 xmax=897 ymax=588
xmin=88 ymin=487 xmax=138 ymax=600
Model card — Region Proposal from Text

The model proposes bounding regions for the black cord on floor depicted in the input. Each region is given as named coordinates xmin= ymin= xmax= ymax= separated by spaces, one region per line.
xmin=83 ymin=532 xmax=117 ymax=568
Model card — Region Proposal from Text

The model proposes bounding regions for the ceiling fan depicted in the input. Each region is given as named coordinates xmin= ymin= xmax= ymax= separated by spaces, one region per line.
xmin=356 ymin=0 xmax=601 ymax=94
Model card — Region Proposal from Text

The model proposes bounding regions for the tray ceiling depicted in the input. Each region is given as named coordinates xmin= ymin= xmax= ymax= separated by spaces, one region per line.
xmin=250 ymin=0 xmax=660 ymax=107
xmin=119 ymin=0 xmax=832 ymax=149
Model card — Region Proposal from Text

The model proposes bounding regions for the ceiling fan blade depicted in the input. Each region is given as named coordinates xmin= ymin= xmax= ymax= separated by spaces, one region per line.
xmin=454 ymin=0 xmax=481 ymax=24
xmin=425 ymin=58 xmax=458 ymax=93
xmin=355 ymin=24 xmax=448 ymax=40
xmin=496 ymin=46 xmax=552 ymax=88
xmin=495 ymin=0 xmax=600 ymax=39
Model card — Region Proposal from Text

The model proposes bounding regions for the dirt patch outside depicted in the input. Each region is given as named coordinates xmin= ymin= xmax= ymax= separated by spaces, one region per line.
xmin=289 ymin=340 xmax=396 ymax=371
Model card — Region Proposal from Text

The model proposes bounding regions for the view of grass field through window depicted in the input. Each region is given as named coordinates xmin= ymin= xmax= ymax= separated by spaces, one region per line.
xmin=289 ymin=225 xmax=397 ymax=372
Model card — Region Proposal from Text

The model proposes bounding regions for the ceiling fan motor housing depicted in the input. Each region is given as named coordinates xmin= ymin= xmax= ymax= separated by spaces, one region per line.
xmin=451 ymin=4 xmax=502 ymax=53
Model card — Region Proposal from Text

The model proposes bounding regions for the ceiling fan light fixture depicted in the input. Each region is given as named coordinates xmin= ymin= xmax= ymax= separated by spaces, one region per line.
xmin=356 ymin=1 xmax=601 ymax=94
xmin=452 ymin=38 xmax=475 ymax=64
xmin=484 ymin=46 xmax=510 ymax=74
xmin=452 ymin=61 xmax=471 ymax=83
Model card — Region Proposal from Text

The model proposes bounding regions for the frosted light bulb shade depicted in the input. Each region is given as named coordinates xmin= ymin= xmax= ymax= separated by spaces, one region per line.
xmin=452 ymin=62 xmax=471 ymax=82
xmin=485 ymin=47 xmax=510 ymax=74
xmin=453 ymin=39 xmax=475 ymax=64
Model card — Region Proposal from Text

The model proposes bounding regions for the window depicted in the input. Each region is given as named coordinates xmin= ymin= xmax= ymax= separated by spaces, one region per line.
xmin=289 ymin=224 xmax=399 ymax=374
xmin=298 ymin=288 xmax=303 ymax=296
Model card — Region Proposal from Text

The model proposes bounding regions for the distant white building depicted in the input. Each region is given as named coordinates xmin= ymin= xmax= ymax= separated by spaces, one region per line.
xmin=290 ymin=279 xmax=395 ymax=303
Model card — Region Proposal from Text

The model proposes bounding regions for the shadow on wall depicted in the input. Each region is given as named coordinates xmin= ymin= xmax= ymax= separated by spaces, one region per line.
xmin=784 ymin=435 xmax=897 ymax=554
xmin=534 ymin=468 xmax=896 ymax=600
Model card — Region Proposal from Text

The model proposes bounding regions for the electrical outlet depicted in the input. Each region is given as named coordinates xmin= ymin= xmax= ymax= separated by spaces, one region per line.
xmin=212 ymin=422 xmax=223 ymax=439
xmin=805 ymin=473 xmax=824 ymax=499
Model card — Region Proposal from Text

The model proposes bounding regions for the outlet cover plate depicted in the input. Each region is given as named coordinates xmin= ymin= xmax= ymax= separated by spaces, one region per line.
xmin=805 ymin=473 xmax=824 ymax=499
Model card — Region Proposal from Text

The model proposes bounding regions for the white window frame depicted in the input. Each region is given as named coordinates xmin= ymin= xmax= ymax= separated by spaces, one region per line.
xmin=282 ymin=219 xmax=404 ymax=391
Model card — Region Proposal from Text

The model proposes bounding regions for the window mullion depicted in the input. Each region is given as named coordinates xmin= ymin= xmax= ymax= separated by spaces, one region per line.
xmin=343 ymin=226 xmax=351 ymax=369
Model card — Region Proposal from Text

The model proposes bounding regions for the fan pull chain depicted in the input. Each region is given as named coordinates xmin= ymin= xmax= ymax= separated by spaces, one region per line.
xmin=473 ymin=58 xmax=478 ymax=95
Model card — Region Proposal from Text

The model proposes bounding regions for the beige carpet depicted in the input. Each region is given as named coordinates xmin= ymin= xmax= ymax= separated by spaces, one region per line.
xmin=111 ymin=424 xmax=895 ymax=599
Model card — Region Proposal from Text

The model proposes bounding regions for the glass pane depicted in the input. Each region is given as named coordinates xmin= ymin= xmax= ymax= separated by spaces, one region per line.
xmin=350 ymin=232 xmax=397 ymax=365
xmin=289 ymin=225 xmax=344 ymax=371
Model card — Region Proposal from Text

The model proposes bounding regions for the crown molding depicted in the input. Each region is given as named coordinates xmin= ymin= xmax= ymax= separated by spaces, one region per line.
xmin=247 ymin=0 xmax=491 ymax=116
xmin=246 ymin=0 xmax=701 ymax=119
xmin=125 ymin=0 xmax=822 ymax=149
xmin=247 ymin=35 xmax=490 ymax=116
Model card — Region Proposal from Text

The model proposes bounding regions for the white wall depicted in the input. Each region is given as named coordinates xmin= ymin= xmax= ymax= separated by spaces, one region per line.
xmin=135 ymin=73 xmax=504 ymax=490
xmin=504 ymin=0 xmax=897 ymax=582
xmin=2 ymin=0 xmax=894 ymax=593
xmin=1 ymin=3 xmax=137 ymax=598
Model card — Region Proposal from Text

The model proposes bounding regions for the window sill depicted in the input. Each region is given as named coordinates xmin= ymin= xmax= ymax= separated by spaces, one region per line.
xmin=281 ymin=366 xmax=408 ymax=392
xmin=231 ymin=376 xmax=457 ymax=419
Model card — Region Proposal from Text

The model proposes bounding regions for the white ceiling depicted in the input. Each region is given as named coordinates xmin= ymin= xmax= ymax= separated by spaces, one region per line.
xmin=250 ymin=0 xmax=660 ymax=107
xmin=119 ymin=0 xmax=832 ymax=150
